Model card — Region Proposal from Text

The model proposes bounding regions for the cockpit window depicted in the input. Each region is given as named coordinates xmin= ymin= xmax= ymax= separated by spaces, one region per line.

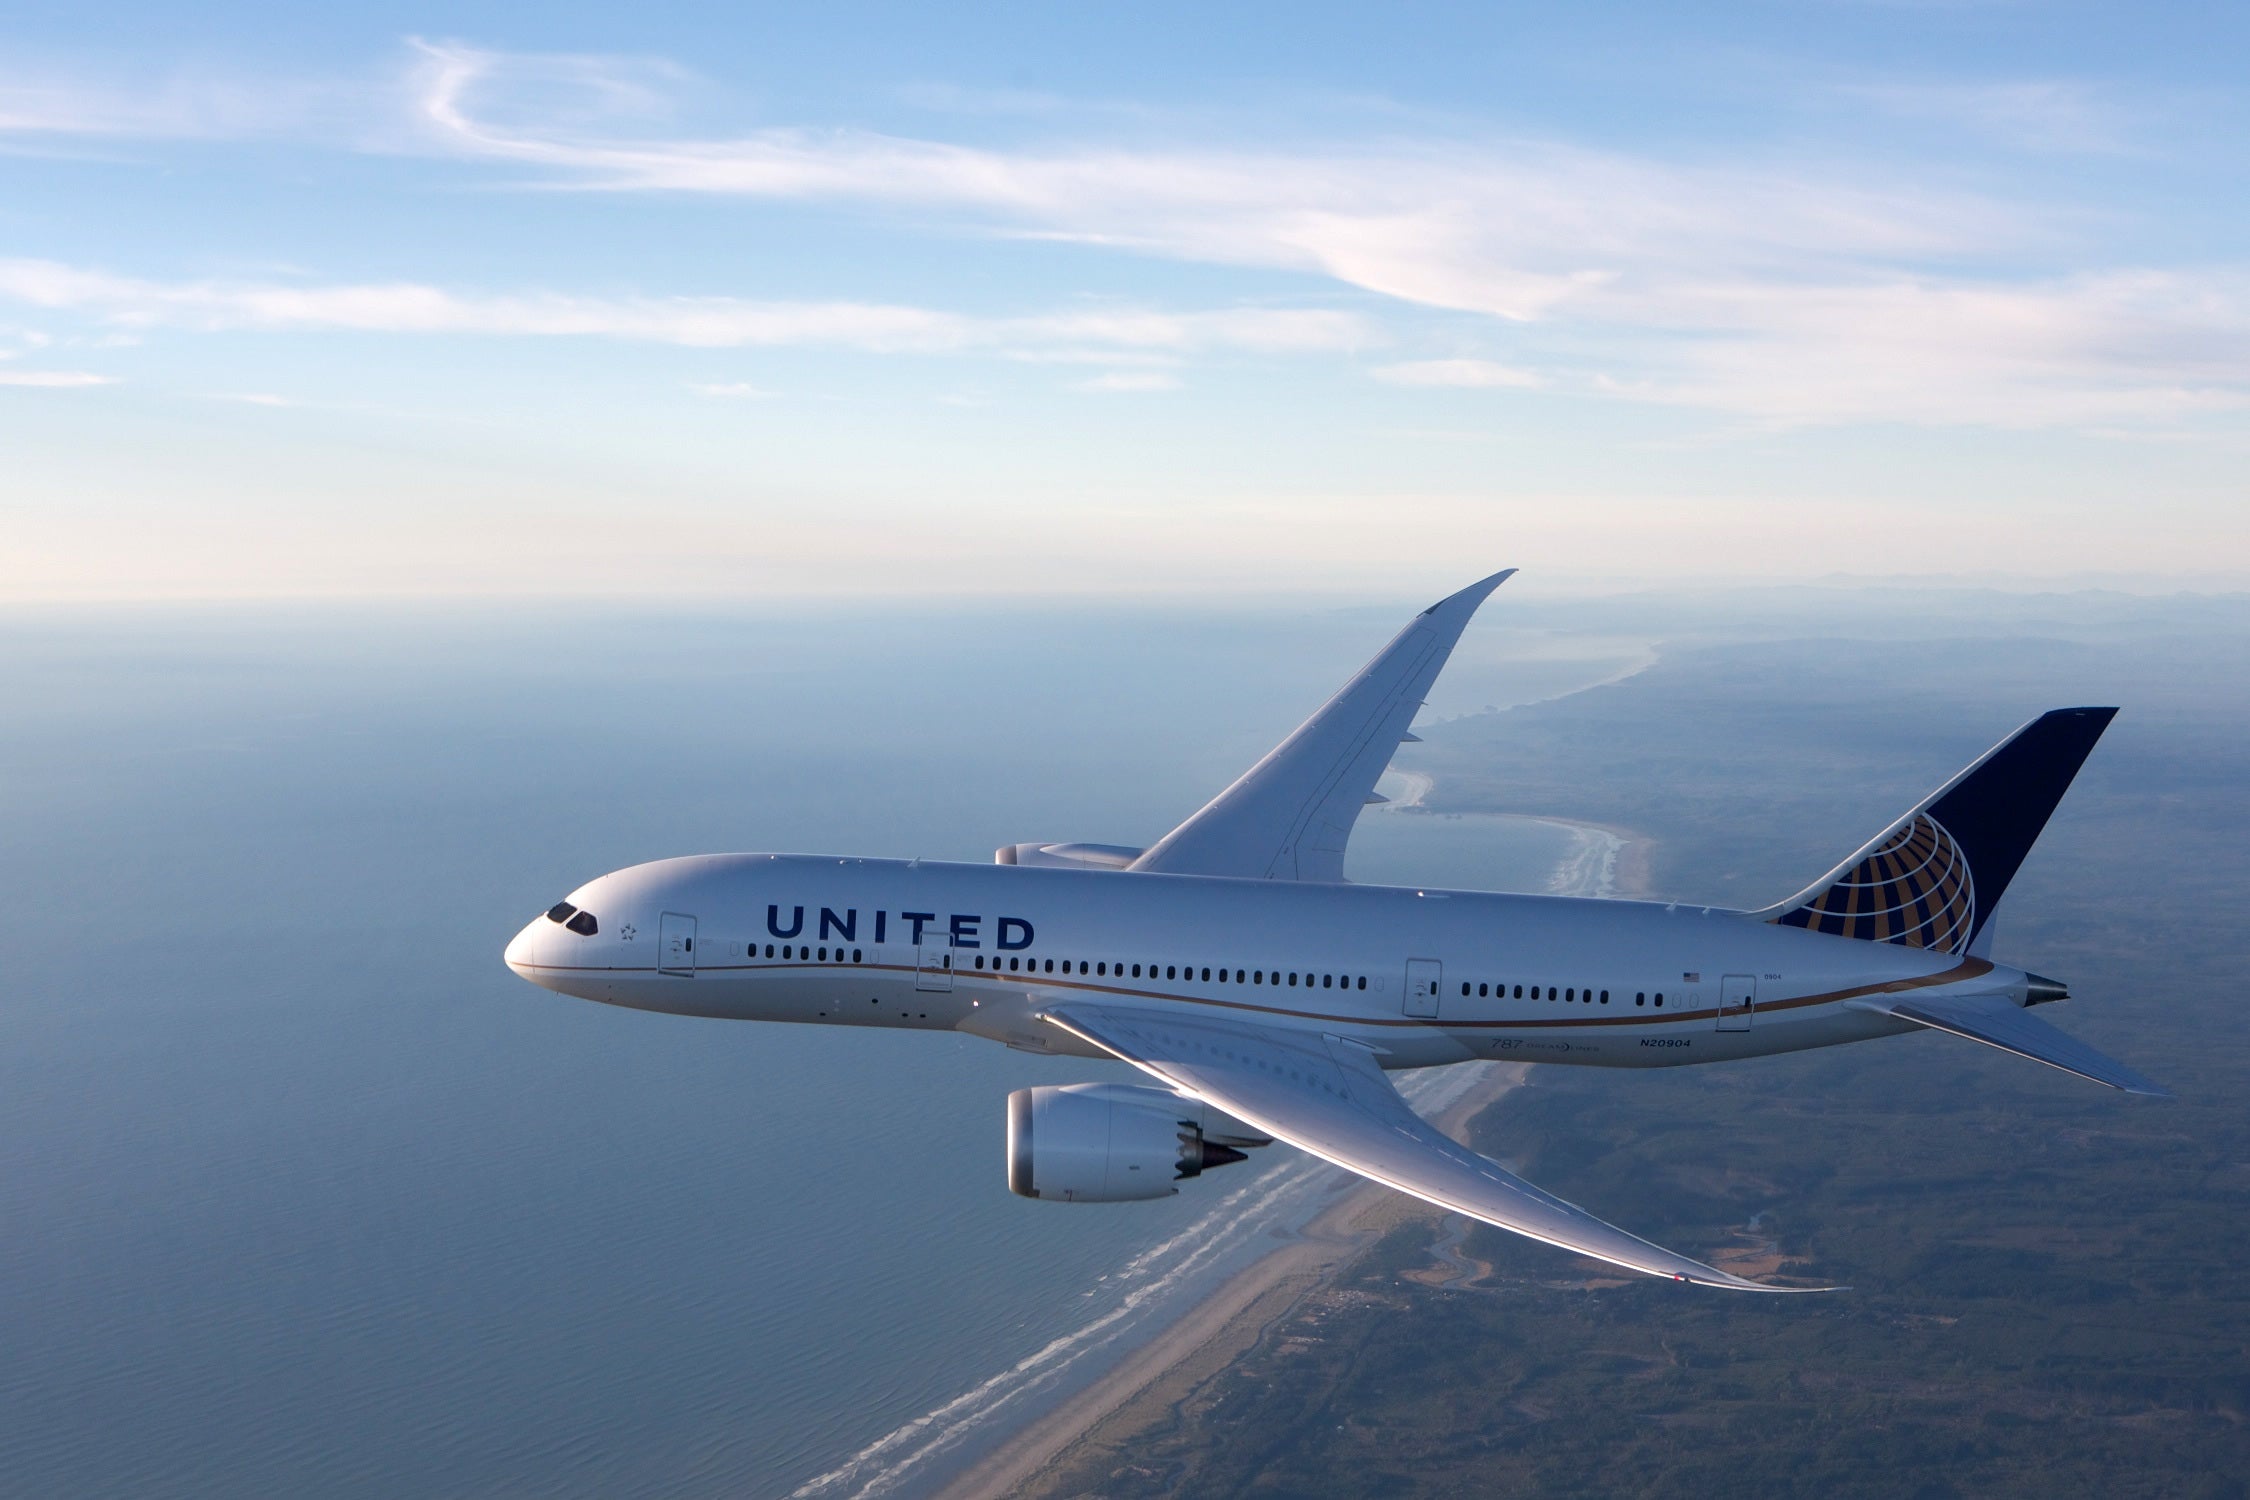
xmin=546 ymin=902 xmax=577 ymax=924
xmin=565 ymin=911 xmax=599 ymax=937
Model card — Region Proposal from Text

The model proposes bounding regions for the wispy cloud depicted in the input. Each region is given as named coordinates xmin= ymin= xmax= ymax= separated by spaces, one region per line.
xmin=392 ymin=42 xmax=2250 ymax=429
xmin=1841 ymin=78 xmax=2134 ymax=154
xmin=0 ymin=369 xmax=113 ymax=387
xmin=689 ymin=381 xmax=773 ymax=398
xmin=1073 ymin=371 xmax=1180 ymax=393
xmin=0 ymin=62 xmax=372 ymax=142
xmin=1591 ymin=271 xmax=2250 ymax=427
xmin=1372 ymin=359 xmax=1542 ymax=389
xmin=4 ymin=42 xmax=2242 ymax=431
xmin=0 ymin=258 xmax=1368 ymax=357
xmin=408 ymin=41 xmax=2025 ymax=314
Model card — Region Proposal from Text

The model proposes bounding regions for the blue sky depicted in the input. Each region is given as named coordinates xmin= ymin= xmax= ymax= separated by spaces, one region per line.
xmin=4 ymin=2 xmax=2245 ymax=599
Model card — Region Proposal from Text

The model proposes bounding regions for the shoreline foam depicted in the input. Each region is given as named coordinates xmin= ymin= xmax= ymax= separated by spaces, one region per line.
xmin=897 ymin=817 xmax=1654 ymax=1500
xmin=817 ymin=767 xmax=1654 ymax=1498
xmin=929 ymin=1063 xmax=1526 ymax=1500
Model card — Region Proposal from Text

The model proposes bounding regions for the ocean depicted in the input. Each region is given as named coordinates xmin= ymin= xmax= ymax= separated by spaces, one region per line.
xmin=0 ymin=599 xmax=1630 ymax=1498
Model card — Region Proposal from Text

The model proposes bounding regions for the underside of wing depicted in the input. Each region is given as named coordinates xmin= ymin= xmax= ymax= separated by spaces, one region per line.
xmin=1041 ymin=1001 xmax=1840 ymax=1292
xmin=1852 ymin=992 xmax=2168 ymax=1096
xmin=1127 ymin=570 xmax=1514 ymax=883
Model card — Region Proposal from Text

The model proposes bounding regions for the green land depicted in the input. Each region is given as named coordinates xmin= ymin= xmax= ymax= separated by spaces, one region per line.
xmin=1026 ymin=595 xmax=2250 ymax=1499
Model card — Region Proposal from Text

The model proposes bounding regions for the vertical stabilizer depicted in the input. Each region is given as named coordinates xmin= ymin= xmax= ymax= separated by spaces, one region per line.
xmin=1758 ymin=708 xmax=2116 ymax=954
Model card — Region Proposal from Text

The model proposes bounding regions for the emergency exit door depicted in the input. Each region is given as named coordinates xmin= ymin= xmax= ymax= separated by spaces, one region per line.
xmin=915 ymin=945 xmax=955 ymax=992
xmin=1404 ymin=958 xmax=1443 ymax=1019
xmin=659 ymin=912 xmax=697 ymax=977
xmin=1717 ymin=974 xmax=1755 ymax=1031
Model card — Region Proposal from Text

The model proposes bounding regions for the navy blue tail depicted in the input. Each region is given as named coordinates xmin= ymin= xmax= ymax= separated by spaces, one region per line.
xmin=1762 ymin=708 xmax=2117 ymax=955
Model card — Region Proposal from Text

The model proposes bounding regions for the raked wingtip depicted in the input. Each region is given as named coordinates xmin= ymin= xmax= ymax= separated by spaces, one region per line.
xmin=1421 ymin=567 xmax=1518 ymax=618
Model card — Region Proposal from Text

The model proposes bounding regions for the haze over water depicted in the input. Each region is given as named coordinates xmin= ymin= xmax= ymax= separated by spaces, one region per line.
xmin=0 ymin=601 xmax=1611 ymax=1498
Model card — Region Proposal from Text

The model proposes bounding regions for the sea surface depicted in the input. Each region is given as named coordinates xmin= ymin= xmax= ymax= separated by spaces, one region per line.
xmin=0 ymin=600 xmax=1632 ymax=1498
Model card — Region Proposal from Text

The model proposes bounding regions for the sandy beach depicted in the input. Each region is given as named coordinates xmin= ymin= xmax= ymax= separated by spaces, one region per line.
xmin=925 ymin=815 xmax=1659 ymax=1499
xmin=931 ymin=1061 xmax=1526 ymax=1500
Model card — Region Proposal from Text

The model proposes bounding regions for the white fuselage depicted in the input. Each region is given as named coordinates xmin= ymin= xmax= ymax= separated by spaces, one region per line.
xmin=504 ymin=854 xmax=2019 ymax=1074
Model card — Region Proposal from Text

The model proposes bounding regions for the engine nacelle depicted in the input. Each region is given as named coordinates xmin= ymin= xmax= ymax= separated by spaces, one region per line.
xmin=1006 ymin=1083 xmax=1269 ymax=1203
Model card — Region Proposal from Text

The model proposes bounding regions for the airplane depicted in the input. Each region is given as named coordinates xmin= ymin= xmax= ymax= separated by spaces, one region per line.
xmin=504 ymin=571 xmax=2162 ymax=1291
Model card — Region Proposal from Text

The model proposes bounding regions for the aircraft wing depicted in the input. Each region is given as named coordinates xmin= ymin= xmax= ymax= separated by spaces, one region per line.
xmin=1040 ymin=1001 xmax=1837 ymax=1292
xmin=1849 ymin=992 xmax=2167 ymax=1096
xmin=1127 ymin=570 xmax=1515 ymax=882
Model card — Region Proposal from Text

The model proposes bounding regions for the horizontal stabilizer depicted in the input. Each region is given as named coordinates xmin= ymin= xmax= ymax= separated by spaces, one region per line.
xmin=1853 ymin=993 xmax=2167 ymax=1096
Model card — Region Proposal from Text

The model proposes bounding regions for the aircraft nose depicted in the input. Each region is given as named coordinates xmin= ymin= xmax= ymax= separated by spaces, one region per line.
xmin=504 ymin=917 xmax=548 ymax=982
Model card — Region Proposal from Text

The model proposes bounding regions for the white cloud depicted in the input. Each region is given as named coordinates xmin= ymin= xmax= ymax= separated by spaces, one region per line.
xmin=0 ymin=258 xmax=1367 ymax=358
xmin=0 ymin=369 xmax=112 ymax=387
xmin=408 ymin=40 xmax=2024 ymax=321
xmin=0 ymin=62 xmax=373 ymax=142
xmin=392 ymin=43 xmax=2250 ymax=429
xmin=1592 ymin=271 xmax=2250 ymax=427
xmin=1841 ymin=78 xmax=2132 ymax=154
xmin=3 ymin=43 xmax=2241 ymax=431
xmin=1073 ymin=371 xmax=1179 ymax=393
xmin=1372 ymin=359 xmax=1543 ymax=389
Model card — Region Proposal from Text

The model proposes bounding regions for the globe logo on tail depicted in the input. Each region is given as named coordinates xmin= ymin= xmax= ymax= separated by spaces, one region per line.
xmin=1774 ymin=813 xmax=1977 ymax=955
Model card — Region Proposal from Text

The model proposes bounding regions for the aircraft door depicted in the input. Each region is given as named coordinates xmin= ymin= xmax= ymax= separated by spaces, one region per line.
xmin=1403 ymin=958 xmax=1443 ymax=1019
xmin=1718 ymin=974 xmax=1754 ymax=1031
xmin=659 ymin=912 xmax=698 ymax=977
xmin=915 ymin=945 xmax=955 ymax=993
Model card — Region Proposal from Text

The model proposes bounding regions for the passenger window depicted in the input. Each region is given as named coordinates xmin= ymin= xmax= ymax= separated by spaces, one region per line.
xmin=1600 ymin=990 xmax=1609 ymax=1004
xmin=1655 ymin=992 xmax=1665 ymax=1007
xmin=1357 ymin=976 xmax=1366 ymax=990
xmin=853 ymin=949 xmax=863 ymax=963
xmin=1636 ymin=991 xmax=1646 ymax=1006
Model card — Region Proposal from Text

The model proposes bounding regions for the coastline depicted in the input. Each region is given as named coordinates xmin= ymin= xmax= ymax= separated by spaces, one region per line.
xmin=1536 ymin=816 xmax=1657 ymax=900
xmin=931 ymin=1061 xmax=1526 ymax=1500
xmin=919 ymin=814 xmax=1657 ymax=1500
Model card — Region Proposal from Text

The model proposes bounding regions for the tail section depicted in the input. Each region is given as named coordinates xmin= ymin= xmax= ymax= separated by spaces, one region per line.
xmin=1759 ymin=707 xmax=2117 ymax=955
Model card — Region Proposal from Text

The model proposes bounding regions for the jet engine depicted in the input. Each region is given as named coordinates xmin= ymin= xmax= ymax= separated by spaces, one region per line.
xmin=1006 ymin=1082 xmax=1270 ymax=1202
